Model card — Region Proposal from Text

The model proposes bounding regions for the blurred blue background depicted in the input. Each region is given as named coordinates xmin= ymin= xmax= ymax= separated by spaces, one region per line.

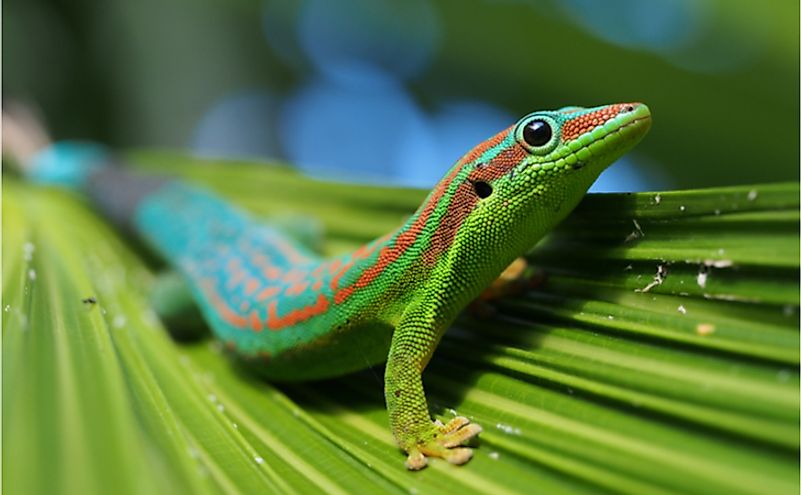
xmin=4 ymin=0 xmax=798 ymax=191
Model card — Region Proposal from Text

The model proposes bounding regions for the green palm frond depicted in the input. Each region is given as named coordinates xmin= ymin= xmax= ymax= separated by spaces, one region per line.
xmin=3 ymin=153 xmax=798 ymax=495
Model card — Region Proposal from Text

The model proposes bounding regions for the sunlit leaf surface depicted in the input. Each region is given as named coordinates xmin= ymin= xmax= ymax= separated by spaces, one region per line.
xmin=3 ymin=154 xmax=798 ymax=495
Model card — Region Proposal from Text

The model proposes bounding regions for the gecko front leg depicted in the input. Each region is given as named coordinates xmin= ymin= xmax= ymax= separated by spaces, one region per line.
xmin=384 ymin=313 xmax=482 ymax=470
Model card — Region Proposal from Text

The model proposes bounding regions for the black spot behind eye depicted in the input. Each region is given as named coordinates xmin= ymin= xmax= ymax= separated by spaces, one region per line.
xmin=523 ymin=119 xmax=552 ymax=147
xmin=473 ymin=181 xmax=493 ymax=199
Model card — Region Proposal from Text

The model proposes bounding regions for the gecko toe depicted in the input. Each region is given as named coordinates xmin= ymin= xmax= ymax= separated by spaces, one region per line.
xmin=441 ymin=422 xmax=482 ymax=448
xmin=405 ymin=448 xmax=428 ymax=470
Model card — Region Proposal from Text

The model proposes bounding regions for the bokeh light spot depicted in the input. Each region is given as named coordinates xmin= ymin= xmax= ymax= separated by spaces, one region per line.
xmin=297 ymin=0 xmax=440 ymax=83
xmin=560 ymin=0 xmax=701 ymax=52
xmin=278 ymin=66 xmax=437 ymax=184
xmin=192 ymin=90 xmax=281 ymax=160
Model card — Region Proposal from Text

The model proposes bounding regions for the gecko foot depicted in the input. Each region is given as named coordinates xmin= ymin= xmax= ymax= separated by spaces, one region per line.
xmin=404 ymin=416 xmax=483 ymax=470
xmin=470 ymin=257 xmax=546 ymax=319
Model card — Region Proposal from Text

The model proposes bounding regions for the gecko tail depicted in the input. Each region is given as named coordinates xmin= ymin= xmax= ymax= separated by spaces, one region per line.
xmin=33 ymin=142 xmax=171 ymax=232
xmin=27 ymin=140 xmax=111 ymax=190
xmin=3 ymin=102 xmax=109 ymax=191
xmin=3 ymin=103 xmax=171 ymax=231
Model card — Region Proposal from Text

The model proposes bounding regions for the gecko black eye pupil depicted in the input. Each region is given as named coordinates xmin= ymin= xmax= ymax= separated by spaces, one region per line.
xmin=473 ymin=181 xmax=492 ymax=199
xmin=523 ymin=120 xmax=552 ymax=147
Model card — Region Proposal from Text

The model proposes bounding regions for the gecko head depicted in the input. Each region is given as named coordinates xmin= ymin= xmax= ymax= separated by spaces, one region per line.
xmin=426 ymin=103 xmax=651 ymax=273
xmin=481 ymin=102 xmax=652 ymax=209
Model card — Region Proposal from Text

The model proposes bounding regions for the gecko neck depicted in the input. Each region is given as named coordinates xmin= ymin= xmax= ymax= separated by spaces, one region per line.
xmin=329 ymin=180 xmax=487 ymax=322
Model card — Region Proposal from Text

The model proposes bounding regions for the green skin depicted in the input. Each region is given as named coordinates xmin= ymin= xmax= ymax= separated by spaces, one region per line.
xmin=37 ymin=102 xmax=651 ymax=469
xmin=379 ymin=103 xmax=652 ymax=468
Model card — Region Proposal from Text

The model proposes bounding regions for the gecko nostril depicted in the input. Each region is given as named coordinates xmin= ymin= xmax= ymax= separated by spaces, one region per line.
xmin=624 ymin=104 xmax=636 ymax=113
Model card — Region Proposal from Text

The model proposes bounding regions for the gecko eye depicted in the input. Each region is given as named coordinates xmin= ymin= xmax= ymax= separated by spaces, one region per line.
xmin=522 ymin=120 xmax=552 ymax=147
xmin=473 ymin=181 xmax=492 ymax=199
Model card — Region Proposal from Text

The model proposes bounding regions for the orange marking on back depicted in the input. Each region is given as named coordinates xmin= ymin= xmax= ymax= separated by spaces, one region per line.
xmin=244 ymin=278 xmax=260 ymax=295
xmin=285 ymin=281 xmax=309 ymax=296
xmin=256 ymin=286 xmax=280 ymax=301
xmin=249 ymin=311 xmax=263 ymax=331
xmin=312 ymin=280 xmax=323 ymax=291
xmin=271 ymin=236 xmax=313 ymax=265
xmin=282 ymin=268 xmax=305 ymax=283
xmin=200 ymin=281 xmax=248 ymax=329
xmin=251 ymin=254 xmax=281 ymax=280
xmin=267 ymin=294 xmax=330 ymax=330
xmin=328 ymin=238 xmax=385 ymax=292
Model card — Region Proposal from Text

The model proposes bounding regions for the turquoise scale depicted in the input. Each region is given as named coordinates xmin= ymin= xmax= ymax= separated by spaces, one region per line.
xmin=135 ymin=183 xmax=397 ymax=379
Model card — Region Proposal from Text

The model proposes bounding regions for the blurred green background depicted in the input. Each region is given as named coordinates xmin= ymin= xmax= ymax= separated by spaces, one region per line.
xmin=4 ymin=0 xmax=799 ymax=190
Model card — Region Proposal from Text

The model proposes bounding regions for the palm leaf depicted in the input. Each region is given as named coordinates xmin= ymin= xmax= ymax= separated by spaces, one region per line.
xmin=3 ymin=153 xmax=798 ymax=495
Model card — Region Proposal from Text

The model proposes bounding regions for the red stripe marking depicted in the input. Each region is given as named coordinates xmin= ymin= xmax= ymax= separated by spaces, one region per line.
xmin=334 ymin=286 xmax=354 ymax=305
xmin=459 ymin=126 xmax=512 ymax=166
xmin=561 ymin=104 xmax=629 ymax=142
xmin=328 ymin=233 xmax=389 ymax=292
xmin=468 ymin=145 xmax=527 ymax=182
xmin=266 ymin=294 xmax=329 ymax=330
xmin=420 ymin=143 xmax=527 ymax=261
xmin=333 ymin=162 xmax=466 ymax=303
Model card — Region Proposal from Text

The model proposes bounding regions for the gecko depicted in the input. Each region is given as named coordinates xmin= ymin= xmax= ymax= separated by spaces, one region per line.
xmin=18 ymin=102 xmax=651 ymax=469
